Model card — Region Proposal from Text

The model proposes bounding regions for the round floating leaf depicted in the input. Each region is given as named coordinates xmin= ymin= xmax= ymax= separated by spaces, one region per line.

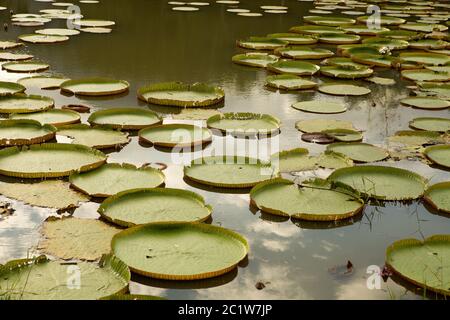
xmin=320 ymin=65 xmax=373 ymax=79
xmin=351 ymin=54 xmax=395 ymax=68
xmin=231 ymin=52 xmax=278 ymax=68
xmin=35 ymin=28 xmax=80 ymax=36
xmin=266 ymin=33 xmax=318 ymax=44
xmin=318 ymin=33 xmax=361 ymax=44
xmin=73 ymin=19 xmax=115 ymax=27
xmin=139 ymin=124 xmax=211 ymax=147
xmin=267 ymin=60 xmax=320 ymax=75
xmin=400 ymin=52 xmax=450 ymax=66
xmin=409 ymin=39 xmax=449 ymax=50
xmin=0 ymin=52 xmax=33 ymax=61
xmin=409 ymin=117 xmax=450 ymax=132
xmin=389 ymin=130 xmax=444 ymax=146
xmin=378 ymin=30 xmax=419 ymax=40
xmin=304 ymin=15 xmax=355 ymax=26
xmin=70 ymin=163 xmax=165 ymax=197
xmin=365 ymin=76 xmax=396 ymax=85
xmin=0 ymin=143 xmax=106 ymax=178
xmin=417 ymin=82 xmax=450 ymax=99
xmin=184 ymin=156 xmax=278 ymax=188
xmin=137 ymin=82 xmax=224 ymax=107
xmin=401 ymin=69 xmax=450 ymax=82
xmin=424 ymin=182 xmax=450 ymax=213
xmin=80 ymin=27 xmax=112 ymax=34
xmin=362 ymin=37 xmax=409 ymax=50
xmin=39 ymin=218 xmax=119 ymax=261
xmin=18 ymin=34 xmax=69 ymax=43
xmin=275 ymin=46 xmax=334 ymax=59
xmin=10 ymin=109 xmax=81 ymax=127
xmin=60 ymin=78 xmax=130 ymax=96
xmin=236 ymin=37 xmax=288 ymax=50
xmin=323 ymin=129 xmax=363 ymax=142
xmin=265 ymin=74 xmax=317 ymax=90
xmin=88 ymin=108 xmax=162 ymax=130
xmin=290 ymin=25 xmax=345 ymax=35
xmin=328 ymin=166 xmax=427 ymax=200
xmin=0 ymin=254 xmax=130 ymax=299
xmin=292 ymin=100 xmax=347 ymax=114
xmin=399 ymin=22 xmax=448 ymax=32
xmin=18 ymin=76 xmax=70 ymax=89
xmin=321 ymin=57 xmax=365 ymax=68
xmin=326 ymin=142 xmax=388 ymax=162
xmin=98 ymin=188 xmax=212 ymax=226
xmin=318 ymin=83 xmax=371 ymax=96
xmin=0 ymin=41 xmax=23 ymax=50
xmin=423 ymin=145 xmax=450 ymax=168
xmin=206 ymin=112 xmax=280 ymax=136
xmin=401 ymin=97 xmax=450 ymax=109
xmin=0 ymin=119 xmax=56 ymax=146
xmin=341 ymin=26 xmax=390 ymax=36
xmin=340 ymin=44 xmax=389 ymax=57
xmin=0 ymin=81 xmax=25 ymax=96
xmin=112 ymin=223 xmax=248 ymax=280
xmin=57 ymin=124 xmax=130 ymax=149
xmin=386 ymin=235 xmax=450 ymax=295
xmin=172 ymin=6 xmax=199 ymax=11
xmin=301 ymin=132 xmax=335 ymax=144
xmin=296 ymin=119 xmax=355 ymax=133
xmin=0 ymin=94 xmax=54 ymax=113
xmin=2 ymin=61 xmax=49 ymax=73
xmin=356 ymin=15 xmax=406 ymax=25
xmin=250 ymin=178 xmax=363 ymax=220
xmin=172 ymin=108 xmax=222 ymax=120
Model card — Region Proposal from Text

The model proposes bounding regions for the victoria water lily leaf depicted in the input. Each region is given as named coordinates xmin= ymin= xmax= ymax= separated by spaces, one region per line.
xmin=18 ymin=76 xmax=70 ymax=89
xmin=401 ymin=69 xmax=450 ymax=82
xmin=9 ymin=109 xmax=81 ymax=127
xmin=423 ymin=145 xmax=450 ymax=168
xmin=0 ymin=120 xmax=56 ymax=146
xmin=399 ymin=22 xmax=448 ymax=32
xmin=327 ymin=142 xmax=388 ymax=163
xmin=231 ymin=52 xmax=278 ymax=68
xmin=351 ymin=54 xmax=395 ymax=68
xmin=409 ymin=39 xmax=449 ymax=50
xmin=98 ymin=188 xmax=212 ymax=226
xmin=400 ymin=52 xmax=450 ymax=66
xmin=340 ymin=26 xmax=390 ymax=36
xmin=301 ymin=132 xmax=335 ymax=144
xmin=328 ymin=166 xmax=427 ymax=200
xmin=73 ymin=19 xmax=115 ymax=27
xmin=2 ymin=61 xmax=49 ymax=73
xmin=139 ymin=124 xmax=211 ymax=147
xmin=111 ymin=223 xmax=248 ymax=280
xmin=0 ymin=52 xmax=33 ymax=61
xmin=60 ymin=78 xmax=130 ymax=96
xmin=290 ymin=25 xmax=345 ymax=34
xmin=356 ymin=15 xmax=406 ymax=25
xmin=0 ymin=94 xmax=54 ymax=113
xmin=138 ymin=82 xmax=224 ymax=107
xmin=207 ymin=113 xmax=281 ymax=136
xmin=80 ymin=27 xmax=112 ymax=34
xmin=265 ymin=74 xmax=317 ymax=90
xmin=320 ymin=65 xmax=373 ymax=79
xmin=267 ymin=60 xmax=320 ymax=76
xmin=389 ymin=130 xmax=444 ymax=146
xmin=57 ymin=124 xmax=130 ymax=149
xmin=266 ymin=33 xmax=318 ymax=44
xmin=409 ymin=117 xmax=450 ymax=132
xmin=0 ymin=41 xmax=23 ymax=50
xmin=236 ymin=37 xmax=288 ymax=50
xmin=321 ymin=57 xmax=365 ymax=68
xmin=323 ymin=129 xmax=363 ymax=142
xmin=295 ymin=119 xmax=355 ymax=133
xmin=417 ymin=82 xmax=450 ymax=98
xmin=292 ymin=100 xmax=347 ymax=114
xmin=70 ymin=163 xmax=165 ymax=197
xmin=365 ymin=76 xmax=396 ymax=85
xmin=274 ymin=46 xmax=334 ymax=59
xmin=303 ymin=15 xmax=356 ymax=26
xmin=0 ymin=254 xmax=130 ymax=299
xmin=401 ymin=97 xmax=450 ymax=109
xmin=0 ymin=82 xmax=25 ymax=96
xmin=0 ymin=143 xmax=106 ymax=178
xmin=172 ymin=108 xmax=222 ymax=120
xmin=340 ymin=45 xmax=389 ymax=57
xmin=362 ymin=38 xmax=409 ymax=50
xmin=184 ymin=156 xmax=278 ymax=188
xmin=18 ymin=34 xmax=69 ymax=43
xmin=424 ymin=182 xmax=450 ymax=213
xmin=35 ymin=28 xmax=80 ymax=36
xmin=318 ymin=83 xmax=371 ymax=96
xmin=0 ymin=180 xmax=88 ymax=209
xmin=318 ymin=33 xmax=361 ymax=44
xmin=386 ymin=235 xmax=450 ymax=295
xmin=378 ymin=30 xmax=418 ymax=40
xmin=88 ymin=108 xmax=162 ymax=130
xmin=249 ymin=178 xmax=363 ymax=220
xmin=39 ymin=218 xmax=119 ymax=261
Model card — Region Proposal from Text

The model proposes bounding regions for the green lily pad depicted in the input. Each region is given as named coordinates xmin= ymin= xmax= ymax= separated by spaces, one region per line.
xmin=417 ymin=82 xmax=450 ymax=98
xmin=206 ymin=112 xmax=280 ymax=136
xmin=378 ymin=30 xmax=419 ymax=40
xmin=304 ymin=15 xmax=356 ymax=26
xmin=327 ymin=142 xmax=389 ymax=162
xmin=57 ymin=124 xmax=130 ymax=149
xmin=35 ymin=28 xmax=80 ymax=36
xmin=266 ymin=33 xmax=318 ymax=44
xmin=0 ymin=143 xmax=106 ymax=178
xmin=296 ymin=119 xmax=355 ymax=133
xmin=0 ymin=120 xmax=56 ymax=146
xmin=0 ymin=81 xmax=26 ymax=96
xmin=321 ymin=57 xmax=365 ymax=68
xmin=236 ymin=37 xmax=288 ymax=50
xmin=111 ymin=223 xmax=248 ymax=280
xmin=250 ymin=178 xmax=363 ymax=220
xmin=18 ymin=34 xmax=69 ymax=43
xmin=138 ymin=82 xmax=225 ymax=107
xmin=318 ymin=83 xmax=371 ymax=96
xmin=365 ymin=76 xmax=396 ymax=85
xmin=340 ymin=26 xmax=390 ymax=36
xmin=73 ymin=19 xmax=116 ymax=27
xmin=409 ymin=117 xmax=450 ymax=132
xmin=0 ymin=52 xmax=33 ymax=61
xmin=424 ymin=182 xmax=450 ymax=213
xmin=401 ymin=97 xmax=450 ymax=109
xmin=138 ymin=124 xmax=211 ymax=147
xmin=423 ymin=145 xmax=450 ymax=168
xmin=399 ymin=22 xmax=448 ymax=32
xmin=328 ymin=165 xmax=427 ymax=200
xmin=0 ymin=94 xmax=54 ymax=113
xmin=292 ymin=100 xmax=347 ymax=114
xmin=231 ymin=52 xmax=278 ymax=68
xmin=60 ymin=78 xmax=130 ymax=96
xmin=172 ymin=108 xmax=222 ymax=120
xmin=98 ymin=188 xmax=212 ymax=226
xmin=18 ymin=76 xmax=70 ymax=89
xmin=0 ymin=41 xmax=23 ymax=50
xmin=80 ymin=27 xmax=112 ymax=34
xmin=389 ymin=130 xmax=444 ymax=146
xmin=362 ymin=37 xmax=409 ymax=50
xmin=275 ymin=46 xmax=334 ymax=59
xmin=356 ymin=15 xmax=406 ymax=25
xmin=400 ymin=52 xmax=450 ymax=66
xmin=323 ymin=129 xmax=363 ymax=142
xmin=267 ymin=60 xmax=320 ymax=75
xmin=340 ymin=44 xmax=389 ymax=57
xmin=0 ymin=254 xmax=130 ymax=300
xmin=318 ymin=33 xmax=361 ymax=44
xmin=409 ymin=39 xmax=449 ymax=49
xmin=88 ymin=108 xmax=162 ymax=130
xmin=265 ymin=74 xmax=317 ymax=90
xmin=320 ymin=65 xmax=373 ymax=79
xmin=401 ymin=69 xmax=450 ymax=82
xmin=2 ymin=61 xmax=49 ymax=73
xmin=351 ymin=54 xmax=395 ymax=67
xmin=290 ymin=25 xmax=345 ymax=34
xmin=9 ymin=109 xmax=81 ymax=127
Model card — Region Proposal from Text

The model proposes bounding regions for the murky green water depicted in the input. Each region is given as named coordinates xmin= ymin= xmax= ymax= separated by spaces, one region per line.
xmin=0 ymin=0 xmax=449 ymax=299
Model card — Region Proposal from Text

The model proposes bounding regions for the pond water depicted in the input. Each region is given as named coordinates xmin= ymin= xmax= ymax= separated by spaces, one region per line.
xmin=0 ymin=0 xmax=449 ymax=299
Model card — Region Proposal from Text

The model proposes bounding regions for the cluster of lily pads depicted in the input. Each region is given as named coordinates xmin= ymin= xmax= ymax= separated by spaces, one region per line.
xmin=168 ymin=1 xmax=290 ymax=16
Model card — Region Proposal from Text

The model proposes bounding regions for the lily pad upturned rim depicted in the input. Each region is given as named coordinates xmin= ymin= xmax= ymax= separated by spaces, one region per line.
xmin=318 ymin=83 xmax=371 ymax=96
xmin=2 ymin=61 xmax=50 ymax=73
xmin=236 ymin=37 xmax=289 ymax=50
xmin=111 ymin=222 xmax=249 ymax=280
xmin=326 ymin=142 xmax=389 ymax=163
xmin=206 ymin=112 xmax=281 ymax=136
xmin=0 ymin=119 xmax=57 ymax=146
xmin=87 ymin=107 xmax=163 ymax=130
xmin=17 ymin=76 xmax=70 ymax=90
xmin=98 ymin=187 xmax=213 ymax=227
xmin=9 ymin=109 xmax=81 ymax=127
xmin=409 ymin=117 xmax=450 ymax=132
xmin=57 ymin=124 xmax=130 ymax=149
xmin=18 ymin=33 xmax=69 ymax=44
xmin=265 ymin=74 xmax=317 ymax=90
xmin=0 ymin=81 xmax=26 ymax=96
xmin=291 ymin=100 xmax=347 ymax=114
xmin=423 ymin=182 xmax=450 ymax=213
xmin=60 ymin=78 xmax=130 ymax=96
xmin=274 ymin=46 xmax=334 ymax=59
xmin=138 ymin=123 xmax=212 ymax=147
xmin=320 ymin=65 xmax=374 ymax=79
xmin=266 ymin=60 xmax=320 ymax=76
xmin=401 ymin=97 xmax=450 ymax=110
xmin=423 ymin=144 xmax=450 ymax=168
xmin=0 ymin=93 xmax=54 ymax=114
xmin=231 ymin=52 xmax=278 ymax=68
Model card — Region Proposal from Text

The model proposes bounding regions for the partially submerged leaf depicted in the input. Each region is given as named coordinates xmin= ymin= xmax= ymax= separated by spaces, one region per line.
xmin=57 ymin=124 xmax=130 ymax=149
xmin=326 ymin=142 xmax=389 ymax=163
xmin=424 ymin=182 xmax=450 ymax=213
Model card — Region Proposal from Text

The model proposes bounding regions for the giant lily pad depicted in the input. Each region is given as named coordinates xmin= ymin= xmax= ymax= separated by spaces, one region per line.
xmin=423 ymin=145 xmax=450 ymax=168
xmin=326 ymin=142 xmax=389 ymax=163
xmin=295 ymin=119 xmax=355 ymax=132
xmin=328 ymin=166 xmax=427 ymax=200
xmin=323 ymin=129 xmax=363 ymax=142
xmin=232 ymin=52 xmax=278 ymax=68
xmin=266 ymin=74 xmax=317 ymax=90
xmin=2 ymin=61 xmax=49 ymax=73
xmin=137 ymin=82 xmax=224 ymax=107
xmin=73 ymin=19 xmax=115 ymax=27
xmin=111 ymin=223 xmax=248 ymax=280
xmin=0 ymin=254 xmax=130 ymax=299
xmin=290 ymin=25 xmax=345 ymax=34
xmin=292 ymin=100 xmax=347 ymax=114
xmin=250 ymin=178 xmax=363 ymax=220
xmin=341 ymin=26 xmax=390 ymax=36
xmin=399 ymin=23 xmax=448 ymax=32
xmin=88 ymin=108 xmax=162 ymax=130
xmin=0 ymin=143 xmax=106 ymax=178
xmin=0 ymin=52 xmax=33 ymax=61
xmin=57 ymin=124 xmax=130 ymax=149
xmin=304 ymin=15 xmax=355 ymax=26
xmin=409 ymin=117 xmax=450 ymax=132
xmin=0 ymin=41 xmax=23 ymax=50
xmin=9 ymin=109 xmax=81 ymax=126
xmin=70 ymin=163 xmax=165 ymax=197
xmin=0 ymin=81 xmax=26 ymax=96
xmin=236 ymin=37 xmax=288 ymax=50
xmin=98 ymin=188 xmax=212 ymax=226
xmin=321 ymin=57 xmax=365 ymax=68
xmin=399 ymin=52 xmax=450 ymax=66
xmin=362 ymin=38 xmax=409 ymax=50
xmin=184 ymin=156 xmax=278 ymax=188
xmin=351 ymin=54 xmax=395 ymax=67
xmin=386 ymin=235 xmax=450 ymax=295
xmin=424 ymin=182 xmax=450 ymax=213
xmin=409 ymin=39 xmax=449 ymax=50
xmin=320 ymin=65 xmax=373 ymax=79
xmin=356 ymin=15 xmax=406 ymax=25
xmin=139 ymin=124 xmax=211 ymax=147
xmin=35 ymin=28 xmax=80 ymax=36
xmin=18 ymin=34 xmax=69 ymax=43
xmin=417 ymin=82 xmax=450 ymax=98
xmin=0 ymin=94 xmax=54 ymax=113
xmin=275 ymin=46 xmax=334 ymax=59
xmin=401 ymin=97 xmax=450 ymax=109
xmin=60 ymin=78 xmax=130 ymax=96
xmin=267 ymin=60 xmax=320 ymax=75
xmin=388 ymin=130 xmax=444 ymax=146
xmin=266 ymin=33 xmax=318 ymax=44
xmin=318 ymin=33 xmax=361 ymax=44
xmin=401 ymin=69 xmax=450 ymax=82
xmin=318 ymin=83 xmax=371 ymax=96
xmin=206 ymin=113 xmax=280 ymax=136
xmin=0 ymin=120 xmax=56 ymax=146
xmin=378 ymin=30 xmax=419 ymax=40
xmin=18 ymin=76 xmax=70 ymax=89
